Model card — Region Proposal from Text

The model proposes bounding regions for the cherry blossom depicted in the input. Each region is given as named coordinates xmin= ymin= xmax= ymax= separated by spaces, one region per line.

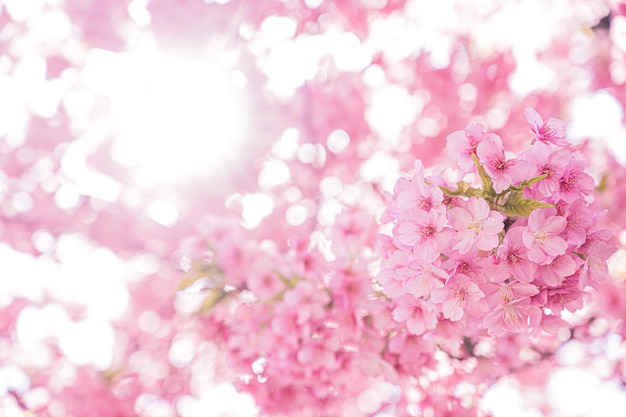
xmin=431 ymin=274 xmax=487 ymax=322
xmin=448 ymin=196 xmax=504 ymax=254
xmin=476 ymin=132 xmax=532 ymax=193
xmin=522 ymin=208 xmax=568 ymax=265
xmin=524 ymin=107 xmax=569 ymax=146
xmin=495 ymin=226 xmax=537 ymax=283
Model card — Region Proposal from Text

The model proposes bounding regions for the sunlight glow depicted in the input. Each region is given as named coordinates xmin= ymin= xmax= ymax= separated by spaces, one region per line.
xmin=81 ymin=48 xmax=247 ymax=186
xmin=569 ymin=91 xmax=626 ymax=164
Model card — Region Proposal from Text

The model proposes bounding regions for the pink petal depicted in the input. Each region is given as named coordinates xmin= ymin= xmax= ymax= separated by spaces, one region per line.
xmin=524 ymin=107 xmax=543 ymax=130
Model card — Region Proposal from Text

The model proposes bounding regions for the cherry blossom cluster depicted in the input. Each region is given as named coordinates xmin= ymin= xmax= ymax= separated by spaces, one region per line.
xmin=379 ymin=108 xmax=617 ymax=338
xmin=180 ymin=210 xmax=398 ymax=417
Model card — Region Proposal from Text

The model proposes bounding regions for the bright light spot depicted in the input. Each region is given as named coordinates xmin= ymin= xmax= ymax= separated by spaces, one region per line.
xmin=0 ymin=365 xmax=31 ymax=393
xmin=259 ymin=15 xmax=297 ymax=46
xmin=367 ymin=85 xmax=420 ymax=143
xmin=258 ymin=160 xmax=291 ymax=189
xmin=136 ymin=394 xmax=175 ymax=417
xmin=251 ymin=357 xmax=266 ymax=374
xmin=285 ymin=204 xmax=308 ymax=226
xmin=11 ymin=191 xmax=33 ymax=212
xmin=359 ymin=152 xmax=400 ymax=191
xmin=416 ymin=117 xmax=441 ymax=137
xmin=130 ymin=252 xmax=162 ymax=277
xmin=363 ymin=64 xmax=386 ymax=87
xmin=169 ymin=338 xmax=196 ymax=367
xmin=59 ymin=142 xmax=123 ymax=202
xmin=368 ymin=14 xmax=421 ymax=62
xmin=241 ymin=193 xmax=274 ymax=228
xmin=13 ymin=54 xmax=50 ymax=108
xmin=54 ymin=183 xmax=81 ymax=209
xmin=304 ymin=0 xmax=324 ymax=9
xmin=81 ymin=49 xmax=247 ymax=185
xmin=613 ymin=16 xmax=626 ymax=52
xmin=15 ymin=304 xmax=68 ymax=352
xmin=608 ymin=247 xmax=626 ymax=277
xmin=3 ymin=0 xmax=44 ymax=22
xmin=318 ymin=199 xmax=343 ymax=227
xmin=320 ymin=176 xmax=342 ymax=198
xmin=52 ymin=234 xmax=131 ymax=319
xmin=509 ymin=57 xmax=553 ymax=96
xmin=480 ymin=382 xmax=543 ymax=417
xmin=357 ymin=389 xmax=382 ymax=414
xmin=340 ymin=184 xmax=361 ymax=205
xmin=176 ymin=384 xmax=258 ymax=417
xmin=63 ymin=89 xmax=96 ymax=120
xmin=546 ymin=367 xmax=622 ymax=416
xmin=31 ymin=229 xmax=56 ymax=253
xmin=128 ymin=0 xmax=152 ymax=26
xmin=138 ymin=310 xmax=162 ymax=333
xmin=148 ymin=199 xmax=179 ymax=227
xmin=458 ymin=83 xmax=477 ymax=102
xmin=27 ymin=8 xmax=74 ymax=41
xmin=555 ymin=340 xmax=586 ymax=365
xmin=297 ymin=143 xmax=317 ymax=164
xmin=427 ymin=46 xmax=451 ymax=69
xmin=57 ymin=318 xmax=116 ymax=369
xmin=231 ymin=69 xmax=248 ymax=88
xmin=569 ymin=92 xmax=626 ymax=163
xmin=480 ymin=1 xmax=554 ymax=53
xmin=326 ymin=129 xmax=350 ymax=153
xmin=260 ymin=35 xmax=326 ymax=97
xmin=329 ymin=32 xmax=371 ymax=72
xmin=27 ymin=79 xmax=64 ymax=118
xmin=274 ymin=128 xmax=301 ymax=160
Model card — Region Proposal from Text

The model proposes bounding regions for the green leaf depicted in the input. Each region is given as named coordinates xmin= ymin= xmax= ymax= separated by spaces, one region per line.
xmin=472 ymin=154 xmax=494 ymax=196
xmin=501 ymin=192 xmax=555 ymax=217
xmin=439 ymin=182 xmax=483 ymax=198
xmin=276 ymin=271 xmax=300 ymax=288
xmin=199 ymin=288 xmax=229 ymax=313
xmin=509 ymin=173 xmax=549 ymax=192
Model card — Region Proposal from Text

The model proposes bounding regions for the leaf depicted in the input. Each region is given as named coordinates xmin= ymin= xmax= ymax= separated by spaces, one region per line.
xmin=472 ymin=153 xmax=494 ymax=196
xmin=177 ymin=274 xmax=202 ymax=291
xmin=501 ymin=192 xmax=555 ymax=217
xmin=276 ymin=271 xmax=300 ymax=287
xmin=595 ymin=173 xmax=608 ymax=192
xmin=199 ymin=288 xmax=229 ymax=313
xmin=439 ymin=182 xmax=482 ymax=197
xmin=177 ymin=260 xmax=216 ymax=291
xmin=509 ymin=173 xmax=549 ymax=191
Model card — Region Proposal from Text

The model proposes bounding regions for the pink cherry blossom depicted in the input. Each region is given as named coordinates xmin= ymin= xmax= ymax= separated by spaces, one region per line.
xmin=476 ymin=132 xmax=532 ymax=193
xmin=557 ymin=154 xmax=596 ymax=202
xmin=524 ymin=107 xmax=569 ymax=146
xmin=396 ymin=160 xmax=445 ymax=212
xmin=534 ymin=254 xmax=579 ymax=287
xmin=446 ymin=123 xmax=487 ymax=172
xmin=431 ymin=274 xmax=487 ymax=322
xmin=559 ymin=199 xmax=594 ymax=246
xmin=391 ymin=296 xmax=438 ymax=335
xmin=403 ymin=261 xmax=448 ymax=298
xmin=483 ymin=297 xmax=542 ymax=336
xmin=448 ymin=196 xmax=504 ymax=254
xmin=496 ymin=226 xmax=537 ymax=283
xmin=579 ymin=240 xmax=617 ymax=289
xmin=522 ymin=208 xmax=568 ymax=264
xmin=397 ymin=209 xmax=451 ymax=263
xmin=521 ymin=141 xmax=570 ymax=198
